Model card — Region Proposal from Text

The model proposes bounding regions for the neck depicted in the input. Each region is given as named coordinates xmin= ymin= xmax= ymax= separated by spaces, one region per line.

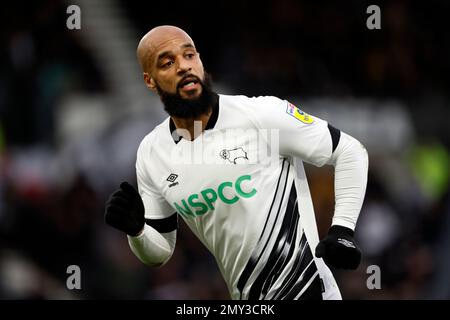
xmin=171 ymin=109 xmax=213 ymax=141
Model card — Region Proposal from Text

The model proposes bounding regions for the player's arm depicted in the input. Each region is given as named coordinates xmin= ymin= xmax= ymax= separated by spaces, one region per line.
xmin=280 ymin=111 xmax=368 ymax=241
xmin=252 ymin=96 xmax=368 ymax=269
xmin=323 ymin=127 xmax=369 ymax=230
xmin=104 ymin=141 xmax=177 ymax=267
xmin=104 ymin=181 xmax=177 ymax=267
xmin=313 ymin=127 xmax=368 ymax=270
xmin=127 ymin=213 xmax=177 ymax=268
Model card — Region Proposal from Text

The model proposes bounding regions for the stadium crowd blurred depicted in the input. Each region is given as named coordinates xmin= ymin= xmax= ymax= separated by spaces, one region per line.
xmin=0 ymin=0 xmax=449 ymax=299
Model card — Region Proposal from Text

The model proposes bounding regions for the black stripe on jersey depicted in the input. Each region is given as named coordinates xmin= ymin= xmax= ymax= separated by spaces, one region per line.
xmin=248 ymin=182 xmax=299 ymax=300
xmin=283 ymin=267 xmax=321 ymax=300
xmin=237 ymin=159 xmax=290 ymax=299
xmin=261 ymin=198 xmax=299 ymax=299
xmin=145 ymin=213 xmax=178 ymax=233
xmin=271 ymin=234 xmax=308 ymax=299
xmin=271 ymin=233 xmax=312 ymax=299
xmin=272 ymin=235 xmax=322 ymax=300
xmin=298 ymin=275 xmax=324 ymax=300
xmin=257 ymin=159 xmax=289 ymax=244
xmin=328 ymin=123 xmax=341 ymax=153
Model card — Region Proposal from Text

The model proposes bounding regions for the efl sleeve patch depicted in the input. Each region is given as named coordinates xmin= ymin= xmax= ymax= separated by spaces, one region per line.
xmin=286 ymin=101 xmax=314 ymax=124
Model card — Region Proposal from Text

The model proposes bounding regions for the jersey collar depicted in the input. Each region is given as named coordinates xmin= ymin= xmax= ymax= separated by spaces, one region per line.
xmin=169 ymin=93 xmax=220 ymax=144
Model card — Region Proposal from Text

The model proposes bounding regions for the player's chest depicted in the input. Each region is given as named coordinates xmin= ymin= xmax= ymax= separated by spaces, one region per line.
xmin=151 ymin=129 xmax=271 ymax=217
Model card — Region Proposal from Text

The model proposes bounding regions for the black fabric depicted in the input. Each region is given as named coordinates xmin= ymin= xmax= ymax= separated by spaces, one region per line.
xmin=104 ymin=182 xmax=145 ymax=236
xmin=282 ymin=263 xmax=320 ymax=300
xmin=271 ymin=234 xmax=316 ymax=299
xmin=145 ymin=213 xmax=178 ymax=233
xmin=297 ymin=275 xmax=324 ymax=300
xmin=169 ymin=93 xmax=219 ymax=144
xmin=248 ymin=183 xmax=299 ymax=300
xmin=327 ymin=123 xmax=341 ymax=153
xmin=237 ymin=160 xmax=290 ymax=298
xmin=315 ymin=225 xmax=362 ymax=270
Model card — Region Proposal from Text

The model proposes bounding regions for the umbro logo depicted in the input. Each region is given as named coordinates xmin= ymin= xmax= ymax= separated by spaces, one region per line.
xmin=337 ymin=238 xmax=356 ymax=249
xmin=167 ymin=173 xmax=179 ymax=188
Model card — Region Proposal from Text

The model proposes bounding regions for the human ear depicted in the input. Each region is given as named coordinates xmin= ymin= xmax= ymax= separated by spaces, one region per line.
xmin=143 ymin=73 xmax=157 ymax=91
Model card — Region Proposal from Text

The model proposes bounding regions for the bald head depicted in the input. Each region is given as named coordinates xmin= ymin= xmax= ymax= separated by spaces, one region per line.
xmin=137 ymin=25 xmax=195 ymax=73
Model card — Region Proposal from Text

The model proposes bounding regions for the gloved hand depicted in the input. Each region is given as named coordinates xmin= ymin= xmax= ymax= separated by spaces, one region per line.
xmin=315 ymin=225 xmax=362 ymax=270
xmin=104 ymin=182 xmax=145 ymax=237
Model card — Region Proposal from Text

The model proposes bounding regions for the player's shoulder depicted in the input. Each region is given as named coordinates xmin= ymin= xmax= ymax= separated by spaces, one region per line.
xmin=136 ymin=117 xmax=171 ymax=158
xmin=219 ymin=93 xmax=284 ymax=107
xmin=218 ymin=94 xmax=286 ymax=121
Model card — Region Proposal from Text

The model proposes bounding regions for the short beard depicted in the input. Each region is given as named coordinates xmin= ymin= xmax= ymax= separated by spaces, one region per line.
xmin=156 ymin=73 xmax=216 ymax=119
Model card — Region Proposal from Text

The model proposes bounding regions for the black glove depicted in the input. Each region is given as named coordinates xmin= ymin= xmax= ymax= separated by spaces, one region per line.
xmin=104 ymin=182 xmax=145 ymax=236
xmin=315 ymin=225 xmax=362 ymax=270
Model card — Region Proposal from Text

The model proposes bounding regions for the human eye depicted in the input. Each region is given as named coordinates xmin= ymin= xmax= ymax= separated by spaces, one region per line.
xmin=161 ymin=60 xmax=174 ymax=68
xmin=185 ymin=51 xmax=196 ymax=59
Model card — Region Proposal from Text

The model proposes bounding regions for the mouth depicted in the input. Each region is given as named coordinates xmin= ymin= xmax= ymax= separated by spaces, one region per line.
xmin=178 ymin=76 xmax=201 ymax=92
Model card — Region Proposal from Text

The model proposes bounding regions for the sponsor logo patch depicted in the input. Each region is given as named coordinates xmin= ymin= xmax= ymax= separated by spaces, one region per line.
xmin=173 ymin=175 xmax=257 ymax=217
xmin=286 ymin=102 xmax=314 ymax=124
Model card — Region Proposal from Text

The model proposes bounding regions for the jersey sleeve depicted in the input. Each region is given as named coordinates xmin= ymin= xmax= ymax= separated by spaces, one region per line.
xmin=250 ymin=96 xmax=334 ymax=167
xmin=136 ymin=137 xmax=175 ymax=220
xmin=249 ymin=96 xmax=368 ymax=231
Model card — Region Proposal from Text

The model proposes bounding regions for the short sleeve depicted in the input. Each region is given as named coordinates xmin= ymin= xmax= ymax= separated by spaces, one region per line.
xmin=136 ymin=138 xmax=175 ymax=220
xmin=250 ymin=96 xmax=334 ymax=167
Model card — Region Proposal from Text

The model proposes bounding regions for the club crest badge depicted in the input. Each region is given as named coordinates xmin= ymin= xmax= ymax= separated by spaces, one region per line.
xmin=219 ymin=147 xmax=248 ymax=164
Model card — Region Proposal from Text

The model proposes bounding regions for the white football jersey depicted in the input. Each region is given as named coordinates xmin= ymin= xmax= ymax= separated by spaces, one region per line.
xmin=136 ymin=94 xmax=341 ymax=300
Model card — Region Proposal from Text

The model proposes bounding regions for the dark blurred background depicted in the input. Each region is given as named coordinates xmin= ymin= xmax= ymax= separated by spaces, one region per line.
xmin=0 ymin=0 xmax=449 ymax=299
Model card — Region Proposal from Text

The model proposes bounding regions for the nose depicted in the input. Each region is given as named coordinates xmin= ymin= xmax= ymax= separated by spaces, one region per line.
xmin=176 ymin=58 xmax=192 ymax=75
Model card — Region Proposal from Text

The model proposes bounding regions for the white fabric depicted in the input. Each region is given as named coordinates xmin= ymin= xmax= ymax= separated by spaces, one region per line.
xmin=128 ymin=94 xmax=368 ymax=299
xmin=328 ymin=132 xmax=369 ymax=230
xmin=128 ymin=224 xmax=176 ymax=267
